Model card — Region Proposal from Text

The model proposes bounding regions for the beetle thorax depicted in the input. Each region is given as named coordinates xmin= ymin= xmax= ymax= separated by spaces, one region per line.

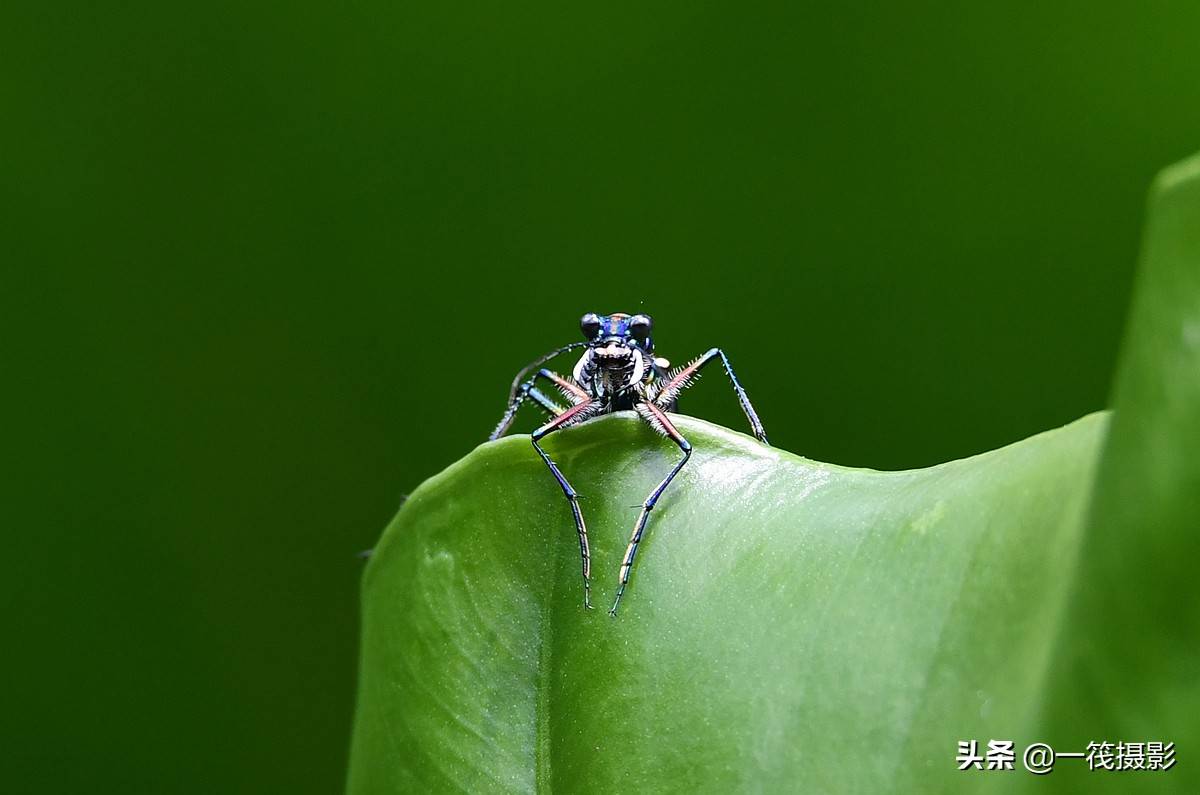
xmin=596 ymin=359 xmax=632 ymax=394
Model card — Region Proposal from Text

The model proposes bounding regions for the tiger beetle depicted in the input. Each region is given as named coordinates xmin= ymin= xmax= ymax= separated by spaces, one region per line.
xmin=489 ymin=312 xmax=768 ymax=616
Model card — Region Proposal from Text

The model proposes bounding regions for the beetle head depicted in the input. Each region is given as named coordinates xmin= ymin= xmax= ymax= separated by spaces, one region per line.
xmin=579 ymin=312 xmax=653 ymax=362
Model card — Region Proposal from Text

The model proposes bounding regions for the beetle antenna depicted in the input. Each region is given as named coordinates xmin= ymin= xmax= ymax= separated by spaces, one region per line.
xmin=504 ymin=342 xmax=588 ymax=406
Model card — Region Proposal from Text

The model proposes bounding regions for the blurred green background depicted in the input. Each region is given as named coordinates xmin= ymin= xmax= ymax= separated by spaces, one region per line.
xmin=3 ymin=2 xmax=1198 ymax=792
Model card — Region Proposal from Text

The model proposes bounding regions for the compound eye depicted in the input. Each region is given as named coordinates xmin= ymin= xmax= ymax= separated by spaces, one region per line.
xmin=580 ymin=312 xmax=601 ymax=339
xmin=629 ymin=314 xmax=652 ymax=341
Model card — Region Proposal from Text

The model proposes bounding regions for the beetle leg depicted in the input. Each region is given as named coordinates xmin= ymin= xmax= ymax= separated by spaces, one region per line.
xmin=490 ymin=369 xmax=580 ymax=440
xmin=532 ymin=399 xmax=601 ymax=609
xmin=610 ymin=401 xmax=692 ymax=616
xmin=653 ymin=347 xmax=768 ymax=444
xmin=490 ymin=340 xmax=587 ymax=438
xmin=535 ymin=368 xmax=589 ymax=404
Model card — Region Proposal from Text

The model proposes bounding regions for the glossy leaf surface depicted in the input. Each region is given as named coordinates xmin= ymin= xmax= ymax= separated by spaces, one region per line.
xmin=349 ymin=411 xmax=1107 ymax=792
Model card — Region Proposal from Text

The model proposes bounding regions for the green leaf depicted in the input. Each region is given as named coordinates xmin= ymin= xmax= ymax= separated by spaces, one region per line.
xmin=347 ymin=154 xmax=1199 ymax=794
xmin=1031 ymin=154 xmax=1200 ymax=791
xmin=348 ymin=410 xmax=1111 ymax=792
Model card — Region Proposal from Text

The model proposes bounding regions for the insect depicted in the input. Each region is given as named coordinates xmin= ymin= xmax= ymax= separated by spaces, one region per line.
xmin=490 ymin=312 xmax=769 ymax=616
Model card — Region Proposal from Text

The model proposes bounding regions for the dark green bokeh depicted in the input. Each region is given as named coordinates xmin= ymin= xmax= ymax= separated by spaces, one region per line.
xmin=3 ymin=3 xmax=1198 ymax=792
